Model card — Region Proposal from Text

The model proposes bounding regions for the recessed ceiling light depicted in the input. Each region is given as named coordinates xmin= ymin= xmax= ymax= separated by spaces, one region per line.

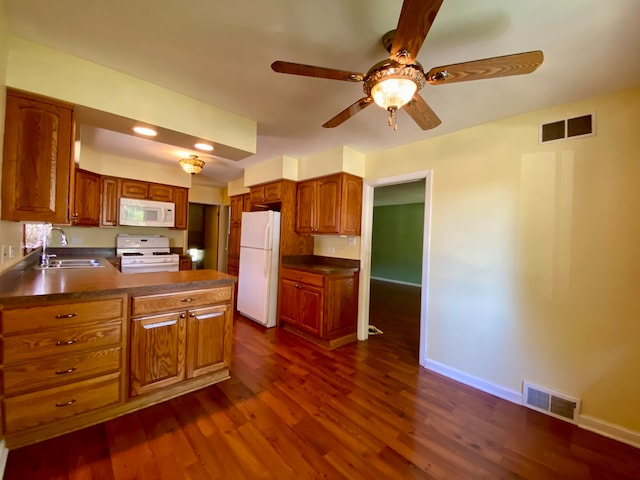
xmin=132 ymin=126 xmax=157 ymax=137
xmin=194 ymin=142 xmax=214 ymax=152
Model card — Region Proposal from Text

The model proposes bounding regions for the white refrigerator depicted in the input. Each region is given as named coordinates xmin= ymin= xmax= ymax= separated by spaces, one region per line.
xmin=237 ymin=210 xmax=281 ymax=327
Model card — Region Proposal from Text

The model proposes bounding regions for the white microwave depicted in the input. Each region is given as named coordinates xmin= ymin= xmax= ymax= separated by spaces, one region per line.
xmin=119 ymin=198 xmax=175 ymax=227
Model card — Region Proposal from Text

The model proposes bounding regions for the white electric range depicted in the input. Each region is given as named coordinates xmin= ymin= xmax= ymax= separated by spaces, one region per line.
xmin=116 ymin=234 xmax=180 ymax=274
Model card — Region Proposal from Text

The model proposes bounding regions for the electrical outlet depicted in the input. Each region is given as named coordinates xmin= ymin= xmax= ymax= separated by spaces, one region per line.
xmin=327 ymin=247 xmax=335 ymax=254
xmin=71 ymin=237 xmax=83 ymax=244
xmin=8 ymin=245 xmax=15 ymax=258
xmin=348 ymin=237 xmax=356 ymax=246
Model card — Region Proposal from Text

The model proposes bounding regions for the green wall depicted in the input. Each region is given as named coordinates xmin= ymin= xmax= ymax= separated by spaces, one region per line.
xmin=371 ymin=203 xmax=424 ymax=285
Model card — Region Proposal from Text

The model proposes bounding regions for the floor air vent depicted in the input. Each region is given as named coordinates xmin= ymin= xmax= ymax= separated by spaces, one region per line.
xmin=522 ymin=382 xmax=580 ymax=424
xmin=540 ymin=113 xmax=594 ymax=143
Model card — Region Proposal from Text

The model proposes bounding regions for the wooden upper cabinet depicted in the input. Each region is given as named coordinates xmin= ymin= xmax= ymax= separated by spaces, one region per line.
xmin=295 ymin=173 xmax=362 ymax=236
xmin=1 ymin=89 xmax=75 ymax=223
xmin=173 ymin=187 xmax=188 ymax=230
xmin=101 ymin=176 xmax=119 ymax=227
xmin=230 ymin=195 xmax=244 ymax=224
xmin=120 ymin=179 xmax=149 ymax=199
xmin=149 ymin=184 xmax=174 ymax=202
xmin=249 ymin=181 xmax=283 ymax=205
xmin=72 ymin=169 xmax=101 ymax=227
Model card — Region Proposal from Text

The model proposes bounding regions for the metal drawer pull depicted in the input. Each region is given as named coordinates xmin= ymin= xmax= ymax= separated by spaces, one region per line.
xmin=55 ymin=312 xmax=77 ymax=319
xmin=192 ymin=312 xmax=224 ymax=320
xmin=181 ymin=297 xmax=197 ymax=303
xmin=56 ymin=338 xmax=78 ymax=346
xmin=55 ymin=399 xmax=76 ymax=407
xmin=55 ymin=367 xmax=77 ymax=375
xmin=143 ymin=319 xmax=177 ymax=329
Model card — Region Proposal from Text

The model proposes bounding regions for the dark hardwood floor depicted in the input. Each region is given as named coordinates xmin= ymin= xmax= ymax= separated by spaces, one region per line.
xmin=5 ymin=281 xmax=640 ymax=479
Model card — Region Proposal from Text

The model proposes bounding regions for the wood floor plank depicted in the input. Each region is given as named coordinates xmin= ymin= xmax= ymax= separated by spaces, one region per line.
xmin=5 ymin=279 xmax=640 ymax=479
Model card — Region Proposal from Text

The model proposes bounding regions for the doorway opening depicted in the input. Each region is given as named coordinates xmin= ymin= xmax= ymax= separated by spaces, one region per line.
xmin=358 ymin=171 xmax=432 ymax=367
xmin=188 ymin=203 xmax=229 ymax=271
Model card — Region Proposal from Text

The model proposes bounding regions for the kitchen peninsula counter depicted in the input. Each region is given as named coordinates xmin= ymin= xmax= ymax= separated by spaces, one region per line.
xmin=0 ymin=251 xmax=235 ymax=307
xmin=281 ymin=255 xmax=360 ymax=275
xmin=0 ymin=250 xmax=236 ymax=448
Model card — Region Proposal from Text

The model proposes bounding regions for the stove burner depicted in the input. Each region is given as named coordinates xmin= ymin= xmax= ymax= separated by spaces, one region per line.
xmin=152 ymin=252 xmax=172 ymax=255
xmin=122 ymin=252 xmax=143 ymax=256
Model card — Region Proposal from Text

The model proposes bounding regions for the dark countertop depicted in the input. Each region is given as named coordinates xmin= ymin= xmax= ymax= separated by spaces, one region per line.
xmin=0 ymin=250 xmax=236 ymax=307
xmin=281 ymin=255 xmax=360 ymax=275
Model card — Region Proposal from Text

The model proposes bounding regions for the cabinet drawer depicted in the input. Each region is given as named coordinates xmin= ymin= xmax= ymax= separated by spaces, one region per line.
xmin=3 ymin=372 xmax=121 ymax=434
xmin=131 ymin=287 xmax=233 ymax=317
xmin=3 ymin=347 xmax=122 ymax=395
xmin=3 ymin=321 xmax=123 ymax=364
xmin=1 ymin=296 xmax=125 ymax=334
xmin=281 ymin=268 xmax=325 ymax=287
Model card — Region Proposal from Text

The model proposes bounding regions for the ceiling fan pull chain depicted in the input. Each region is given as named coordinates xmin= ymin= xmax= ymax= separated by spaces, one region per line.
xmin=387 ymin=106 xmax=399 ymax=130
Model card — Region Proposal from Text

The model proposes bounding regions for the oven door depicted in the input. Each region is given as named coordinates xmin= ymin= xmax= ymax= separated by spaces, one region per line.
xmin=120 ymin=262 xmax=179 ymax=274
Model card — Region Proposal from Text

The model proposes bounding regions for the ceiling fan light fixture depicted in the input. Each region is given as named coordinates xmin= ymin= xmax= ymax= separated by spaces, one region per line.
xmin=371 ymin=77 xmax=417 ymax=110
xmin=179 ymin=154 xmax=205 ymax=174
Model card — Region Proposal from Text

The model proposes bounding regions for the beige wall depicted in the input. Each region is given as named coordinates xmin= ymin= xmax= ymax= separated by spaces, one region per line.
xmin=0 ymin=1 xmax=24 ymax=274
xmin=366 ymin=87 xmax=640 ymax=433
xmin=54 ymin=225 xmax=186 ymax=251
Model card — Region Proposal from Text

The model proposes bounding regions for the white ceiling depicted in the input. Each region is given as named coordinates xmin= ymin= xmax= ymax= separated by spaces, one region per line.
xmin=5 ymin=0 xmax=640 ymax=187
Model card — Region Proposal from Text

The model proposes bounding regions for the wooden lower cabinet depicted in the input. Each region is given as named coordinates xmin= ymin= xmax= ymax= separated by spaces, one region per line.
xmin=0 ymin=295 xmax=127 ymax=444
xmin=130 ymin=311 xmax=187 ymax=396
xmin=279 ymin=267 xmax=358 ymax=349
xmin=129 ymin=286 xmax=233 ymax=397
xmin=0 ymin=283 xmax=234 ymax=448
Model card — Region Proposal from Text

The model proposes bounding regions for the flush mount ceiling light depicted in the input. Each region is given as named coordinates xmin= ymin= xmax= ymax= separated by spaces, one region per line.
xmin=194 ymin=142 xmax=214 ymax=152
xmin=132 ymin=126 xmax=157 ymax=137
xmin=179 ymin=154 xmax=205 ymax=175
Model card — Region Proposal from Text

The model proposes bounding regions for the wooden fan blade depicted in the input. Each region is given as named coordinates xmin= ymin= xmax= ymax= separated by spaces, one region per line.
xmin=322 ymin=97 xmax=374 ymax=128
xmin=390 ymin=0 xmax=444 ymax=64
xmin=271 ymin=61 xmax=365 ymax=82
xmin=403 ymin=94 xmax=441 ymax=130
xmin=427 ymin=50 xmax=544 ymax=84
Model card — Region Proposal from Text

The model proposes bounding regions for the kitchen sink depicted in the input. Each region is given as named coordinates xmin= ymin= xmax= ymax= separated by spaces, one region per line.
xmin=35 ymin=258 xmax=105 ymax=270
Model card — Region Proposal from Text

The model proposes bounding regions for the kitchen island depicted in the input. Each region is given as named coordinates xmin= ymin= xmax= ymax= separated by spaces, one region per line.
xmin=0 ymin=251 xmax=236 ymax=448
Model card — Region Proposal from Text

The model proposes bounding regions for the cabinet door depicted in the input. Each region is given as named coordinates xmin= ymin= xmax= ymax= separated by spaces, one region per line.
xmin=186 ymin=305 xmax=231 ymax=378
xmin=72 ymin=169 xmax=101 ymax=226
xmin=279 ymin=279 xmax=300 ymax=326
xmin=120 ymin=179 xmax=149 ymax=199
xmin=230 ymin=195 xmax=244 ymax=223
xmin=130 ymin=311 xmax=187 ymax=396
xmin=1 ymin=90 xmax=74 ymax=223
xmin=149 ymin=183 xmax=174 ymax=202
xmin=228 ymin=223 xmax=241 ymax=259
xmin=249 ymin=185 xmax=265 ymax=204
xmin=295 ymin=181 xmax=316 ymax=234
xmin=264 ymin=181 xmax=282 ymax=202
xmin=173 ymin=187 xmax=188 ymax=230
xmin=242 ymin=193 xmax=252 ymax=212
xmin=179 ymin=257 xmax=193 ymax=271
xmin=299 ymin=285 xmax=323 ymax=337
xmin=339 ymin=174 xmax=363 ymax=236
xmin=100 ymin=176 xmax=119 ymax=226
xmin=316 ymin=174 xmax=340 ymax=234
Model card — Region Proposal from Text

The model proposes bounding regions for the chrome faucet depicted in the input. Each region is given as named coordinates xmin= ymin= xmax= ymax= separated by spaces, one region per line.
xmin=40 ymin=225 xmax=68 ymax=267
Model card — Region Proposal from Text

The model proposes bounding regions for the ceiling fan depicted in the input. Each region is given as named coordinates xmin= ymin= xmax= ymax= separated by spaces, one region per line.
xmin=271 ymin=0 xmax=543 ymax=131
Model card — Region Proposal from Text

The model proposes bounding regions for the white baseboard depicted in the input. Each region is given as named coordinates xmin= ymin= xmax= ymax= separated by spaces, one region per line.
xmin=424 ymin=359 xmax=640 ymax=449
xmin=370 ymin=276 xmax=421 ymax=287
xmin=0 ymin=440 xmax=8 ymax=479
xmin=424 ymin=359 xmax=522 ymax=404
xmin=579 ymin=415 xmax=640 ymax=448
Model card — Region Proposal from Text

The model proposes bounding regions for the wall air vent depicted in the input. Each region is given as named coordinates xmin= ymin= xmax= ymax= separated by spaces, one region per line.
xmin=522 ymin=382 xmax=581 ymax=424
xmin=540 ymin=113 xmax=595 ymax=143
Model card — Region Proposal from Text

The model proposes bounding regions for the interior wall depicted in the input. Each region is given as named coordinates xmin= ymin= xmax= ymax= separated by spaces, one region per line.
xmin=371 ymin=203 xmax=424 ymax=285
xmin=0 ymin=2 xmax=24 ymax=274
xmin=49 ymin=225 xmax=186 ymax=250
xmin=365 ymin=86 xmax=640 ymax=434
